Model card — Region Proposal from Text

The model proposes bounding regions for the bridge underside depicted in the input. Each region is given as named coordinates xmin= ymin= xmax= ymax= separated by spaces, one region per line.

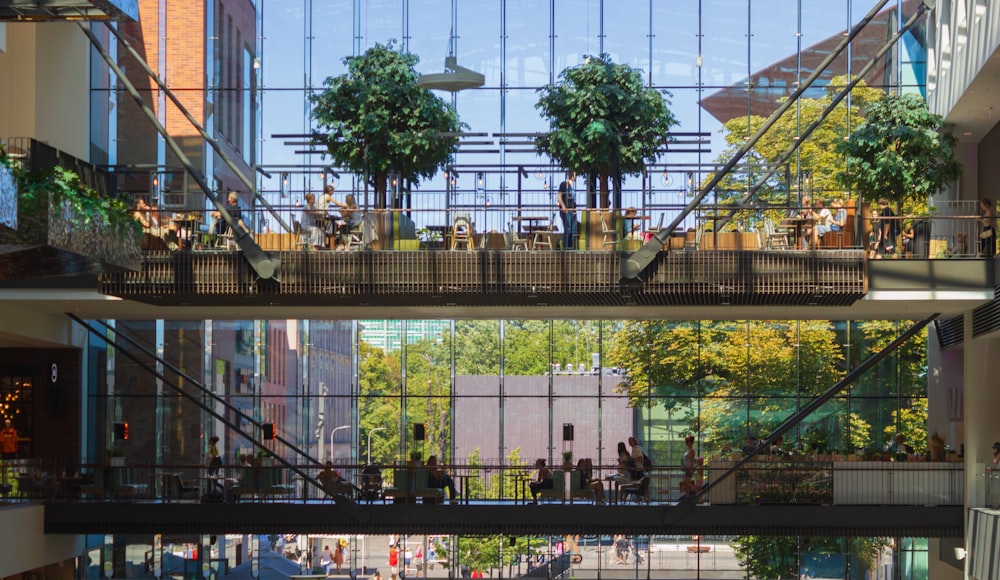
xmin=45 ymin=502 xmax=963 ymax=538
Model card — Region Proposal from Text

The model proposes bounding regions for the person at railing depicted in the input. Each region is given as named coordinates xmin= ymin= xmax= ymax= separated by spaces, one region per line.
xmin=425 ymin=455 xmax=459 ymax=501
xmin=979 ymin=198 xmax=995 ymax=257
xmin=987 ymin=442 xmax=1000 ymax=472
xmin=867 ymin=207 xmax=882 ymax=259
xmin=885 ymin=432 xmax=915 ymax=461
xmin=576 ymin=458 xmax=606 ymax=504
xmin=528 ymin=458 xmax=552 ymax=504
xmin=557 ymin=179 xmax=578 ymax=251
xmin=877 ymin=198 xmax=899 ymax=257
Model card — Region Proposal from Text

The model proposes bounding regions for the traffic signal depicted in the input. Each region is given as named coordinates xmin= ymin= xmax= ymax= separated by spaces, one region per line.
xmin=113 ymin=422 xmax=128 ymax=440
xmin=262 ymin=423 xmax=276 ymax=440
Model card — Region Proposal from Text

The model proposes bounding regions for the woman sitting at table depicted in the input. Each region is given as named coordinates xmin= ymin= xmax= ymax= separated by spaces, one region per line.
xmin=426 ymin=455 xmax=459 ymax=500
xmin=301 ymin=193 xmax=325 ymax=250
xmin=576 ymin=458 xmax=605 ymax=504
xmin=330 ymin=193 xmax=362 ymax=250
xmin=528 ymin=458 xmax=553 ymax=504
xmin=617 ymin=441 xmax=635 ymax=478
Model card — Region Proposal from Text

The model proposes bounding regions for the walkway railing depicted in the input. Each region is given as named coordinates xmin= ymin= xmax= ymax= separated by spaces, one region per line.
xmin=0 ymin=459 xmax=964 ymax=508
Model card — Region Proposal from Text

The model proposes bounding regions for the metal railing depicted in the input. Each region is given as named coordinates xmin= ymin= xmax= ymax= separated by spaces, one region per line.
xmin=1 ymin=458 xmax=964 ymax=508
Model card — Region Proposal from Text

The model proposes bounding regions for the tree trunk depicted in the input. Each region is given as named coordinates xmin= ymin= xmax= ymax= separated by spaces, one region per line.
xmin=599 ymin=173 xmax=610 ymax=209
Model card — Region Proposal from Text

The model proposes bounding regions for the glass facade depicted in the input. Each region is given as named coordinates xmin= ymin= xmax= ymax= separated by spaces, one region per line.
xmin=73 ymin=0 xmax=939 ymax=578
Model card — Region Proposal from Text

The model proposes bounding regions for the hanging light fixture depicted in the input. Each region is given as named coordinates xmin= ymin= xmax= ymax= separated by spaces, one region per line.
xmin=417 ymin=0 xmax=484 ymax=92
xmin=661 ymin=172 xmax=671 ymax=187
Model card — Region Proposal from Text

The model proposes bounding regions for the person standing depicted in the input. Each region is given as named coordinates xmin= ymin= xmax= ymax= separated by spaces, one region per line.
xmin=1 ymin=419 xmax=21 ymax=460
xmin=986 ymin=442 xmax=1000 ymax=471
xmin=333 ymin=542 xmax=345 ymax=574
xmin=878 ymin=198 xmax=898 ymax=257
xmin=557 ymin=179 xmax=577 ymax=251
xmin=206 ymin=436 xmax=222 ymax=475
xmin=979 ymin=198 xmax=995 ymax=257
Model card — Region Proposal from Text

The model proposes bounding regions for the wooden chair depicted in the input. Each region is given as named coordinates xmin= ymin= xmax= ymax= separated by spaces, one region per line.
xmin=532 ymin=214 xmax=557 ymax=250
xmin=451 ymin=214 xmax=475 ymax=251
xmin=506 ymin=224 xmax=529 ymax=251
xmin=763 ymin=219 xmax=791 ymax=250
xmin=601 ymin=212 xmax=618 ymax=250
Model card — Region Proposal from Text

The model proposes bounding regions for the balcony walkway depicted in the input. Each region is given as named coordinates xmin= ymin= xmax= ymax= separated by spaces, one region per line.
xmin=88 ymin=248 xmax=995 ymax=320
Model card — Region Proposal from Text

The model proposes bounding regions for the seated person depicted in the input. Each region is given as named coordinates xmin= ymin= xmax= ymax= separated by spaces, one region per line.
xmin=811 ymin=199 xmax=833 ymax=247
xmin=528 ymin=458 xmax=552 ymax=504
xmin=946 ymin=232 xmax=968 ymax=257
xmin=318 ymin=460 xmax=359 ymax=496
xmin=360 ymin=463 xmax=383 ymax=500
xmin=829 ymin=198 xmax=847 ymax=232
xmin=885 ymin=433 xmax=915 ymax=461
xmin=741 ymin=435 xmax=759 ymax=456
xmin=330 ymin=193 xmax=362 ymax=250
xmin=425 ymin=455 xmax=459 ymax=500
xmin=769 ymin=436 xmax=785 ymax=456
xmin=623 ymin=207 xmax=642 ymax=241
xmin=576 ymin=458 xmax=605 ymax=504
xmin=211 ymin=191 xmax=249 ymax=240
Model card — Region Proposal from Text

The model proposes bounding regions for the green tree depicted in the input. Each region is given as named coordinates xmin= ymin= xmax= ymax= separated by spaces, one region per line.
xmin=358 ymin=342 xmax=401 ymax=465
xmin=310 ymin=42 xmax=465 ymax=206
xmin=715 ymin=77 xmax=884 ymax=209
xmin=732 ymin=536 xmax=890 ymax=579
xmin=535 ymin=54 xmax=678 ymax=208
xmin=883 ymin=398 xmax=928 ymax=455
xmin=838 ymin=92 xmax=961 ymax=209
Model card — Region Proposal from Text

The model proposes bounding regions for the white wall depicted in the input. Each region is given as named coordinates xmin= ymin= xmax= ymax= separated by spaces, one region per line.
xmin=0 ymin=505 xmax=85 ymax=578
xmin=0 ymin=22 xmax=89 ymax=160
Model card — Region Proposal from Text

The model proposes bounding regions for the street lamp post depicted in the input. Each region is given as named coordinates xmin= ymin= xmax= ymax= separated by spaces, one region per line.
xmin=367 ymin=427 xmax=387 ymax=465
xmin=329 ymin=425 xmax=349 ymax=461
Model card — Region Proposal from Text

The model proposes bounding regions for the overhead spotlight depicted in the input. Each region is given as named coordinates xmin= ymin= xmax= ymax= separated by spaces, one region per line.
xmin=518 ymin=166 xmax=529 ymax=178
xmin=255 ymin=166 xmax=272 ymax=179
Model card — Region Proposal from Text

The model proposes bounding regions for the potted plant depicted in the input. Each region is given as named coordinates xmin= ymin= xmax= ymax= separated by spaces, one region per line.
xmin=310 ymin=41 xmax=466 ymax=240
xmin=561 ymin=451 xmax=574 ymax=472
xmin=0 ymin=147 xmax=142 ymax=269
xmin=408 ymin=450 xmax=424 ymax=468
xmin=838 ymin=92 xmax=961 ymax=246
xmin=535 ymin=54 xmax=678 ymax=211
xmin=417 ymin=227 xmax=443 ymax=250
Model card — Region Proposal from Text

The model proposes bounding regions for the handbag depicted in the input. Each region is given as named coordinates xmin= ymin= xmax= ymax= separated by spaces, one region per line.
xmin=980 ymin=229 xmax=993 ymax=239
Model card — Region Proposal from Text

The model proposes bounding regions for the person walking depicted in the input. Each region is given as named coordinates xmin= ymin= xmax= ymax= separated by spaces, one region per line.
xmin=388 ymin=543 xmax=399 ymax=580
xmin=333 ymin=542 xmax=345 ymax=574
xmin=320 ymin=544 xmax=333 ymax=575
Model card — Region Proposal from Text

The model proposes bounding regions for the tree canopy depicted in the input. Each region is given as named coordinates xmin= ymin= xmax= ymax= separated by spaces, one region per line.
xmin=837 ymin=92 xmax=961 ymax=208
xmin=310 ymin=42 xmax=466 ymax=204
xmin=712 ymin=76 xmax=884 ymax=220
xmin=535 ymin=54 xmax=677 ymax=207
